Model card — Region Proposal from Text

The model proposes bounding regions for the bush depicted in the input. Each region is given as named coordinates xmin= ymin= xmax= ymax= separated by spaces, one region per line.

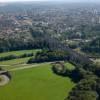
xmin=66 ymin=76 xmax=99 ymax=100
xmin=52 ymin=62 xmax=67 ymax=76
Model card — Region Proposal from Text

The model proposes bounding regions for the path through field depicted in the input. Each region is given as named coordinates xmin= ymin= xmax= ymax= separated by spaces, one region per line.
xmin=0 ymin=63 xmax=44 ymax=86
xmin=0 ymin=62 xmax=54 ymax=74
xmin=10 ymin=64 xmax=40 ymax=71
xmin=0 ymin=75 xmax=10 ymax=86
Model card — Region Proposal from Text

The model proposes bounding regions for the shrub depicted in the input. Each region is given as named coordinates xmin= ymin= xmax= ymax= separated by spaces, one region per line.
xmin=52 ymin=62 xmax=67 ymax=76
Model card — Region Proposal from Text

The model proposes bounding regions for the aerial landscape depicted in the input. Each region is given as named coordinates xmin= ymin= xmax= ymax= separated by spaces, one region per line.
xmin=0 ymin=0 xmax=100 ymax=100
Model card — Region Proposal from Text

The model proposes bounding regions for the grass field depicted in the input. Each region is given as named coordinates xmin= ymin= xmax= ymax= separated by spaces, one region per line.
xmin=0 ymin=49 xmax=40 ymax=70
xmin=94 ymin=59 xmax=100 ymax=66
xmin=0 ymin=49 xmax=41 ymax=57
xmin=0 ymin=57 xmax=31 ymax=70
xmin=65 ymin=62 xmax=75 ymax=70
xmin=0 ymin=57 xmax=30 ymax=65
xmin=0 ymin=50 xmax=75 ymax=100
xmin=0 ymin=63 xmax=75 ymax=100
xmin=94 ymin=59 xmax=100 ymax=63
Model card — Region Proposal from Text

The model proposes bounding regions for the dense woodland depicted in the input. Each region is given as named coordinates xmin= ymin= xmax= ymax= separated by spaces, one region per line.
xmin=82 ymin=37 xmax=100 ymax=55
xmin=27 ymin=50 xmax=69 ymax=63
xmin=50 ymin=55 xmax=100 ymax=100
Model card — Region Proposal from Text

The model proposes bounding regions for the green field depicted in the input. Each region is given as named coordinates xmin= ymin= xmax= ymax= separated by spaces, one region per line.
xmin=94 ymin=59 xmax=100 ymax=66
xmin=0 ymin=57 xmax=30 ymax=65
xmin=0 ymin=57 xmax=31 ymax=70
xmin=0 ymin=63 xmax=75 ymax=100
xmin=94 ymin=59 xmax=100 ymax=63
xmin=0 ymin=49 xmax=41 ymax=57
xmin=65 ymin=62 xmax=75 ymax=70
xmin=0 ymin=49 xmax=40 ymax=70
xmin=0 ymin=50 xmax=75 ymax=100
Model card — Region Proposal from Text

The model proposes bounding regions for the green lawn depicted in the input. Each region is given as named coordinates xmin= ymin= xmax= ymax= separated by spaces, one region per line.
xmin=0 ymin=49 xmax=41 ymax=57
xmin=0 ymin=57 xmax=30 ymax=65
xmin=0 ymin=50 xmax=75 ymax=100
xmin=94 ymin=59 xmax=100 ymax=66
xmin=65 ymin=62 xmax=75 ymax=70
xmin=0 ymin=57 xmax=31 ymax=70
xmin=0 ymin=49 xmax=40 ymax=70
xmin=0 ymin=63 xmax=75 ymax=100
xmin=94 ymin=59 xmax=100 ymax=63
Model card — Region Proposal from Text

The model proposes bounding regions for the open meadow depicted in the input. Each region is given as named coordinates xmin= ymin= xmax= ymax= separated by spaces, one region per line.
xmin=0 ymin=49 xmax=41 ymax=57
xmin=0 ymin=50 xmax=75 ymax=100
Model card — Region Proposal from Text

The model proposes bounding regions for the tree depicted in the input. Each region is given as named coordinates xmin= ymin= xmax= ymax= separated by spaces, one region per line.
xmin=52 ymin=62 xmax=67 ymax=76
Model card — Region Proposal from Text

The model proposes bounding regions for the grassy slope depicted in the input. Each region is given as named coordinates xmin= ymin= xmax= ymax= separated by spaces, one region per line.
xmin=94 ymin=59 xmax=100 ymax=65
xmin=0 ymin=63 xmax=75 ymax=100
xmin=0 ymin=57 xmax=30 ymax=65
xmin=65 ymin=62 xmax=75 ymax=70
xmin=0 ymin=49 xmax=40 ymax=70
xmin=0 ymin=50 xmax=75 ymax=100
xmin=0 ymin=57 xmax=31 ymax=70
xmin=94 ymin=59 xmax=100 ymax=62
xmin=0 ymin=49 xmax=41 ymax=57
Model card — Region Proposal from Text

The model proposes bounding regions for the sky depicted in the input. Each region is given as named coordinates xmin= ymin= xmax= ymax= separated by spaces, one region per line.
xmin=0 ymin=0 xmax=100 ymax=3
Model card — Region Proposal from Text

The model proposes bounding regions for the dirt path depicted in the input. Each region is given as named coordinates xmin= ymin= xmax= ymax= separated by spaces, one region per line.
xmin=0 ymin=62 xmax=52 ymax=74
xmin=0 ymin=64 xmax=40 ymax=74
xmin=9 ymin=62 xmax=53 ymax=71
xmin=0 ymin=64 xmax=42 ymax=86
xmin=0 ymin=75 xmax=10 ymax=86
xmin=9 ymin=64 xmax=39 ymax=71
xmin=0 ymin=63 xmax=49 ymax=86
xmin=0 ymin=61 xmax=61 ymax=86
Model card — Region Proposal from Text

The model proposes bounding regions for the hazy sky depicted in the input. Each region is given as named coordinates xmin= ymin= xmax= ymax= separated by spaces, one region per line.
xmin=0 ymin=0 xmax=100 ymax=3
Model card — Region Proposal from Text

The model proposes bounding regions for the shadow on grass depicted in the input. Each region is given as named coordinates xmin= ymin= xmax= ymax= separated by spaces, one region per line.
xmin=51 ymin=67 xmax=82 ymax=83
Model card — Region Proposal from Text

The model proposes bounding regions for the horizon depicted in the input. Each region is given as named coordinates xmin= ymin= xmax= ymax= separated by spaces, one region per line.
xmin=0 ymin=0 xmax=100 ymax=3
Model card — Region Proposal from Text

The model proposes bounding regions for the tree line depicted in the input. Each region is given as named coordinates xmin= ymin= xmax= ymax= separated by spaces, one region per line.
xmin=82 ymin=37 xmax=100 ymax=55
xmin=27 ymin=50 xmax=69 ymax=63
xmin=51 ymin=58 xmax=100 ymax=100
